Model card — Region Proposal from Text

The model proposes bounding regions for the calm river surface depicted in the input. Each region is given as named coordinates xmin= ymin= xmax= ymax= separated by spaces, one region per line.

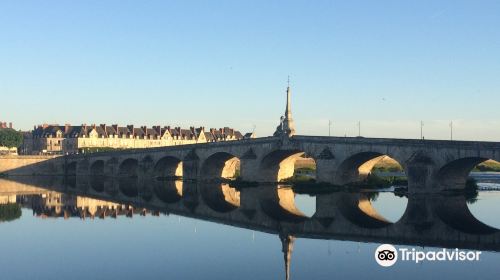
xmin=1 ymin=174 xmax=500 ymax=280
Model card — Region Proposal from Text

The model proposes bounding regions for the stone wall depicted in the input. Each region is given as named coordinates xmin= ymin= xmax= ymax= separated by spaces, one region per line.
xmin=0 ymin=155 xmax=64 ymax=176
xmin=0 ymin=178 xmax=51 ymax=195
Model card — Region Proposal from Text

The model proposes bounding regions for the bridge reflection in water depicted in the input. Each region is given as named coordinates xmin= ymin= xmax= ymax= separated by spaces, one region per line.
xmin=1 ymin=176 xmax=500 ymax=280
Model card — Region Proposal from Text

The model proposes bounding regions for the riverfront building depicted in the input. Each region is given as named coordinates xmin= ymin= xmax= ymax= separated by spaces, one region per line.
xmin=0 ymin=121 xmax=13 ymax=129
xmin=19 ymin=192 xmax=156 ymax=219
xmin=24 ymin=124 xmax=255 ymax=155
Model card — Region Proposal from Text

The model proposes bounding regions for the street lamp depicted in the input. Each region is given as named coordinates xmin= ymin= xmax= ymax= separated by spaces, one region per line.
xmin=420 ymin=121 xmax=424 ymax=140
xmin=450 ymin=121 xmax=453 ymax=141
xmin=328 ymin=120 xmax=332 ymax=136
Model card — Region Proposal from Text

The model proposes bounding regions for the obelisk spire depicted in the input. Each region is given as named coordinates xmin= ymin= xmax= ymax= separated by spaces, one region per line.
xmin=285 ymin=82 xmax=292 ymax=118
xmin=274 ymin=77 xmax=296 ymax=137
xmin=280 ymin=233 xmax=295 ymax=280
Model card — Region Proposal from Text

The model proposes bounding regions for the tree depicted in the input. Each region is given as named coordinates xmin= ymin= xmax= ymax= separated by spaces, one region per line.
xmin=0 ymin=128 xmax=23 ymax=148
xmin=0 ymin=203 xmax=22 ymax=222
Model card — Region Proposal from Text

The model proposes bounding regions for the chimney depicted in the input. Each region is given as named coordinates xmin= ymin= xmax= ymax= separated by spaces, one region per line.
xmin=112 ymin=124 xmax=118 ymax=133
xmin=8 ymin=122 xmax=12 ymax=129
xmin=65 ymin=123 xmax=71 ymax=133
xmin=127 ymin=125 xmax=134 ymax=137
xmin=153 ymin=126 xmax=161 ymax=134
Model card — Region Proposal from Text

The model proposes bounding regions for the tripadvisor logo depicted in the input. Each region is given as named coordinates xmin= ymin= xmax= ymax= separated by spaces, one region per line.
xmin=375 ymin=244 xmax=482 ymax=267
xmin=375 ymin=244 xmax=398 ymax=267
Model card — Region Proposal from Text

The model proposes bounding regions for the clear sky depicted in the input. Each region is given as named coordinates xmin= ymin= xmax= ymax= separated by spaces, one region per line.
xmin=0 ymin=1 xmax=499 ymax=140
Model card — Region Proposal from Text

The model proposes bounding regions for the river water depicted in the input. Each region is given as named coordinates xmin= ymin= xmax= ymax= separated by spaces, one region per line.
xmin=1 ymin=174 xmax=500 ymax=280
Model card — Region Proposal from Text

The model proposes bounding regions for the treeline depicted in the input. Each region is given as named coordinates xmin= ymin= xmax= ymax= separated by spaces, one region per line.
xmin=0 ymin=128 xmax=23 ymax=148
xmin=0 ymin=204 xmax=22 ymax=222
xmin=79 ymin=147 xmax=124 ymax=154
xmin=474 ymin=160 xmax=500 ymax=172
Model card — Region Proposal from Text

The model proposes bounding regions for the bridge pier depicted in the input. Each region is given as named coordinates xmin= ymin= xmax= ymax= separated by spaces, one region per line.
xmin=104 ymin=158 xmax=119 ymax=177
xmin=312 ymin=193 xmax=338 ymax=227
xmin=399 ymin=195 xmax=436 ymax=231
xmin=315 ymin=160 xmax=337 ymax=185
xmin=182 ymin=159 xmax=200 ymax=181
xmin=76 ymin=159 xmax=90 ymax=176
xmin=405 ymin=161 xmax=437 ymax=193
xmin=137 ymin=177 xmax=154 ymax=201
xmin=239 ymin=158 xmax=260 ymax=182
xmin=182 ymin=181 xmax=200 ymax=211
xmin=138 ymin=157 xmax=155 ymax=179
xmin=239 ymin=187 xmax=260 ymax=218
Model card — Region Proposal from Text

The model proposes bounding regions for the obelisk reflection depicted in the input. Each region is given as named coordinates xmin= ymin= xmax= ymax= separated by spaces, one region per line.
xmin=280 ymin=232 xmax=295 ymax=280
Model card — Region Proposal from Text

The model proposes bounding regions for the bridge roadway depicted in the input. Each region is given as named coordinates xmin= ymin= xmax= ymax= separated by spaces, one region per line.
xmin=6 ymin=135 xmax=500 ymax=193
xmin=5 ymin=175 xmax=500 ymax=252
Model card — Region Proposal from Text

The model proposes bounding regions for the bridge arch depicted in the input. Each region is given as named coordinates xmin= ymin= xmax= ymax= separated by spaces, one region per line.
xmin=260 ymin=186 xmax=308 ymax=222
xmin=77 ymin=160 xmax=90 ymax=176
xmin=434 ymin=195 xmax=498 ymax=234
xmin=436 ymin=157 xmax=499 ymax=190
xmin=154 ymin=156 xmax=183 ymax=178
xmin=90 ymin=176 xmax=105 ymax=192
xmin=90 ymin=160 xmax=105 ymax=176
xmin=118 ymin=158 xmax=139 ymax=177
xmin=200 ymin=183 xmax=240 ymax=213
xmin=154 ymin=180 xmax=183 ymax=203
xmin=119 ymin=177 xmax=139 ymax=197
xmin=368 ymin=192 xmax=408 ymax=224
xmin=200 ymin=152 xmax=240 ymax=181
xmin=104 ymin=178 xmax=120 ymax=196
xmin=259 ymin=150 xmax=306 ymax=182
xmin=335 ymin=152 xmax=406 ymax=186
xmin=467 ymin=192 xmax=500 ymax=231
xmin=337 ymin=192 xmax=392 ymax=228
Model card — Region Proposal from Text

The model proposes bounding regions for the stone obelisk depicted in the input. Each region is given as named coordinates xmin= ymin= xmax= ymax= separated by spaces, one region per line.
xmin=274 ymin=84 xmax=296 ymax=137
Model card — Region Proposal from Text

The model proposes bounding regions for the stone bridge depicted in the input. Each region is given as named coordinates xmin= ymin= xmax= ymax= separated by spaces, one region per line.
xmin=48 ymin=135 xmax=500 ymax=193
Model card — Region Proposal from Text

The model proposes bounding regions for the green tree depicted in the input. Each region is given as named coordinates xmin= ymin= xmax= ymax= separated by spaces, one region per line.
xmin=0 ymin=203 xmax=22 ymax=222
xmin=0 ymin=128 xmax=23 ymax=148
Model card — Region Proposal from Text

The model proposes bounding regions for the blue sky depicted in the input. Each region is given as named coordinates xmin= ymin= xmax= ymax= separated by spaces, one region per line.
xmin=0 ymin=1 xmax=499 ymax=140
